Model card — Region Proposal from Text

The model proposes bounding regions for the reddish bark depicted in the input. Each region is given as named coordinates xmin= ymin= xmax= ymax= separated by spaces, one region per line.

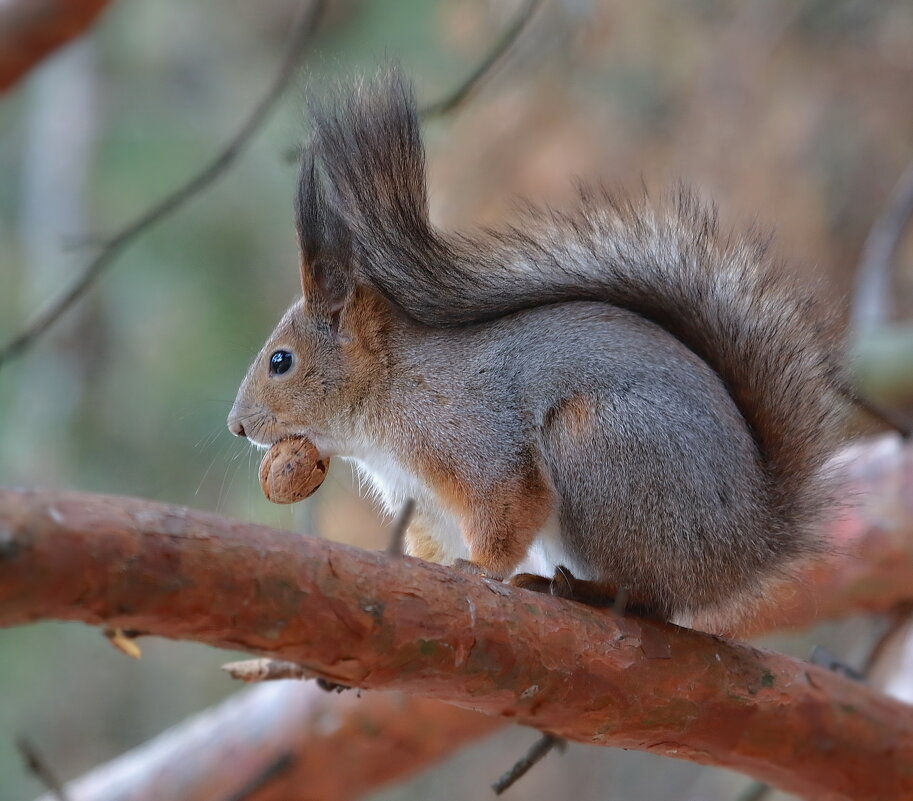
xmin=3 ymin=435 xmax=913 ymax=800
xmin=0 ymin=0 xmax=112 ymax=92
xmin=32 ymin=682 xmax=499 ymax=801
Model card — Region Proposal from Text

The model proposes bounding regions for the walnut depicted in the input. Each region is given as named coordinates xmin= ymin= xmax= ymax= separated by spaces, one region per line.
xmin=258 ymin=437 xmax=329 ymax=504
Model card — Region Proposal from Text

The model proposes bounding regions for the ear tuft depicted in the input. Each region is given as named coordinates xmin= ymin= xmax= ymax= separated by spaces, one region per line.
xmin=295 ymin=148 xmax=322 ymax=263
xmin=309 ymin=66 xmax=430 ymax=246
xmin=295 ymin=146 xmax=353 ymax=319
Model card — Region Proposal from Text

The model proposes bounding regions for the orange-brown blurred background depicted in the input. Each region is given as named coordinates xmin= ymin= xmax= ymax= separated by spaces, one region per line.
xmin=1 ymin=1 xmax=912 ymax=799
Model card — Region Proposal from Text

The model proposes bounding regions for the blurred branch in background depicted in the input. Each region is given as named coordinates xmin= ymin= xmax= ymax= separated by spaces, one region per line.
xmin=0 ymin=0 xmax=328 ymax=372
xmin=3 ymin=434 xmax=913 ymax=801
xmin=31 ymin=682 xmax=499 ymax=801
xmin=418 ymin=0 xmax=543 ymax=119
xmin=17 ymin=737 xmax=69 ymax=801
xmin=279 ymin=0 xmax=546 ymax=162
xmin=850 ymin=159 xmax=913 ymax=433
xmin=851 ymin=160 xmax=913 ymax=342
xmin=0 ymin=0 xmax=111 ymax=92
xmin=0 ymin=0 xmax=545 ymax=373
xmin=9 ymin=34 xmax=99 ymax=484
xmin=855 ymin=325 xmax=913 ymax=409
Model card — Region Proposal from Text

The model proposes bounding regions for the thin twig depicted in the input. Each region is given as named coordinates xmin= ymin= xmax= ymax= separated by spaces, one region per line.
xmin=419 ymin=0 xmax=544 ymax=119
xmin=103 ymin=626 xmax=143 ymax=659
xmin=217 ymin=752 xmax=294 ymax=801
xmin=840 ymin=385 xmax=913 ymax=439
xmin=612 ymin=585 xmax=630 ymax=615
xmin=492 ymin=733 xmax=564 ymax=795
xmin=16 ymin=736 xmax=69 ymax=801
xmin=387 ymin=498 xmax=416 ymax=557
xmin=736 ymin=780 xmax=771 ymax=801
xmin=283 ymin=0 xmax=545 ymax=163
xmin=851 ymin=160 xmax=913 ymax=341
xmin=809 ymin=644 xmax=865 ymax=682
xmin=0 ymin=0 xmax=327 ymax=372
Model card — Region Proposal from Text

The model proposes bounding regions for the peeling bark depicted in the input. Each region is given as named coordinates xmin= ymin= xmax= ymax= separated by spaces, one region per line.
xmin=3 ymin=434 xmax=913 ymax=800
xmin=0 ymin=0 xmax=111 ymax=92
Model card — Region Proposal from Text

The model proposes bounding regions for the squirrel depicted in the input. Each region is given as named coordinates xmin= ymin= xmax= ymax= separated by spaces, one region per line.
xmin=227 ymin=69 xmax=845 ymax=634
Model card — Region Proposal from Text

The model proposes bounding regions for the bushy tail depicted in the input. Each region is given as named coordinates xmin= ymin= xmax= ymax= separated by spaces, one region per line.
xmin=310 ymin=68 xmax=845 ymax=540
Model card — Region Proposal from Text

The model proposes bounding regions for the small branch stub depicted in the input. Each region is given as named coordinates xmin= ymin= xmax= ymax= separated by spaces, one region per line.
xmin=103 ymin=627 xmax=142 ymax=659
xmin=222 ymin=659 xmax=316 ymax=683
xmin=492 ymin=733 xmax=564 ymax=795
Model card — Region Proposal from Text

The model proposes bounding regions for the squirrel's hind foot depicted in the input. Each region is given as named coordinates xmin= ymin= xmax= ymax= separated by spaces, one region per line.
xmin=510 ymin=566 xmax=667 ymax=621
xmin=509 ymin=565 xmax=620 ymax=607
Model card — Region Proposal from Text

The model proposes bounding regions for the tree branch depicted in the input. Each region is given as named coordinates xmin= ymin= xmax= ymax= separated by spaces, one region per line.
xmin=30 ymin=681 xmax=498 ymax=801
xmin=0 ymin=0 xmax=112 ymax=93
xmin=3 ymin=435 xmax=913 ymax=800
xmin=0 ymin=0 xmax=326 ymax=372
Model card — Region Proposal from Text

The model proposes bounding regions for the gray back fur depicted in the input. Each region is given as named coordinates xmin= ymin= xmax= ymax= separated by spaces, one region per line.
xmin=307 ymin=67 xmax=845 ymax=582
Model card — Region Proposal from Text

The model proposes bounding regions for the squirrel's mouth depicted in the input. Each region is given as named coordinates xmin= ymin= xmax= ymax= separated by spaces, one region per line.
xmin=248 ymin=434 xmax=293 ymax=451
xmin=234 ymin=414 xmax=335 ymax=457
xmin=230 ymin=412 xmax=300 ymax=450
xmin=234 ymin=425 xmax=275 ymax=450
xmin=249 ymin=429 xmax=327 ymax=454
xmin=246 ymin=429 xmax=293 ymax=450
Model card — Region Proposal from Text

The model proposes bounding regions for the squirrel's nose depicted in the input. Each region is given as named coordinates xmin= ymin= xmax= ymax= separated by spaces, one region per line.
xmin=229 ymin=420 xmax=247 ymax=438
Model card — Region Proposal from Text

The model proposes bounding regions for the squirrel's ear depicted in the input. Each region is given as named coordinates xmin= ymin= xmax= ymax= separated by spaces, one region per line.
xmin=295 ymin=149 xmax=354 ymax=321
xmin=310 ymin=67 xmax=429 ymax=240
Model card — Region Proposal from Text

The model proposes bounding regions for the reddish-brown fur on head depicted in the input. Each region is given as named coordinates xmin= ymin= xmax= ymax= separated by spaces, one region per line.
xmin=227 ymin=150 xmax=395 ymax=450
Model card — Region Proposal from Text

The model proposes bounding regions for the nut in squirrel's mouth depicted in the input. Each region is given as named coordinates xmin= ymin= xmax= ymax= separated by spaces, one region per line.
xmin=258 ymin=436 xmax=330 ymax=504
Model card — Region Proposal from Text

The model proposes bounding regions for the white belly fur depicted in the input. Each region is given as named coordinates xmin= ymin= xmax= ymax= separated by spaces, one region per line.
xmin=517 ymin=511 xmax=590 ymax=578
xmin=346 ymin=452 xmax=589 ymax=579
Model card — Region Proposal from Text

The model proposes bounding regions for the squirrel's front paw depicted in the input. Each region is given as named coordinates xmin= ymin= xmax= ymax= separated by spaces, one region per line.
xmin=451 ymin=558 xmax=505 ymax=581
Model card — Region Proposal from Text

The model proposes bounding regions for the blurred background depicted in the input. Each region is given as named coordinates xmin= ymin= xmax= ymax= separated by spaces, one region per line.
xmin=1 ymin=1 xmax=912 ymax=799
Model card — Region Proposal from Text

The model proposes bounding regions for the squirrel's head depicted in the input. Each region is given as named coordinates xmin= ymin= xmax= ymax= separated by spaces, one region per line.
xmin=229 ymin=69 xmax=434 ymax=450
xmin=227 ymin=151 xmax=394 ymax=452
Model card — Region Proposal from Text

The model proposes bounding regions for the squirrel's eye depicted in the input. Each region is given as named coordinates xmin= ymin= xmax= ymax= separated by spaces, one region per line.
xmin=269 ymin=350 xmax=293 ymax=376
